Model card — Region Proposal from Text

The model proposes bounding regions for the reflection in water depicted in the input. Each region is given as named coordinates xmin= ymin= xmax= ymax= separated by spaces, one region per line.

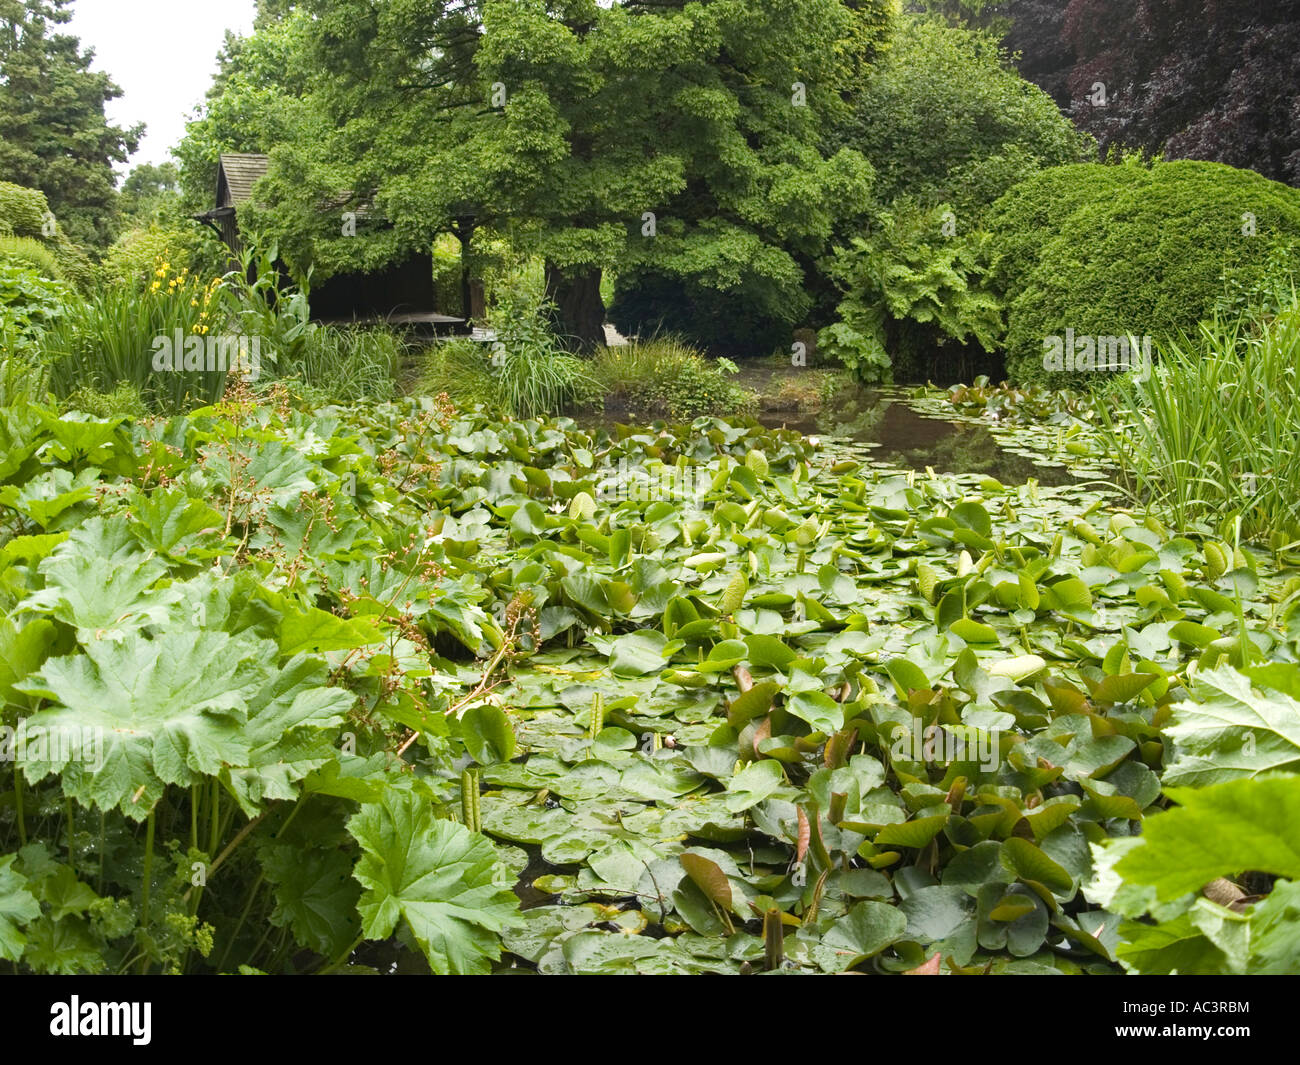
xmin=748 ymin=377 xmax=1071 ymax=487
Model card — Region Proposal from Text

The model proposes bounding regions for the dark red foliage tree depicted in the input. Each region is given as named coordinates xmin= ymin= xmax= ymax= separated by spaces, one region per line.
xmin=992 ymin=0 xmax=1300 ymax=184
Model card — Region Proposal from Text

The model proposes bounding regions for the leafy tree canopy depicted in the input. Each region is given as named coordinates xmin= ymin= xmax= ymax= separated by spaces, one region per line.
xmin=0 ymin=0 xmax=140 ymax=248
xmin=180 ymin=0 xmax=891 ymax=347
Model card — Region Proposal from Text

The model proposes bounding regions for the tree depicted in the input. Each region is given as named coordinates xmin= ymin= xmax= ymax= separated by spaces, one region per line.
xmin=225 ymin=0 xmax=887 ymax=349
xmin=118 ymin=162 xmax=181 ymax=225
xmin=174 ymin=7 xmax=321 ymax=218
xmin=0 ymin=0 xmax=140 ymax=247
xmin=819 ymin=14 xmax=1089 ymax=383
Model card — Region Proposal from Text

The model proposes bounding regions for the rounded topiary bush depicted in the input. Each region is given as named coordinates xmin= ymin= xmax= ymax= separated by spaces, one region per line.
xmin=986 ymin=159 xmax=1300 ymax=385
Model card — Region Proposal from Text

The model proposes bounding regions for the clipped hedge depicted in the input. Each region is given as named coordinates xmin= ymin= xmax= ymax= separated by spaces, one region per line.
xmin=987 ymin=160 xmax=1300 ymax=385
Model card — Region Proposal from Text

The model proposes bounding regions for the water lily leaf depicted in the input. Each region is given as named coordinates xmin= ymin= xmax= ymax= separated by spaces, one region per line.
xmin=977 ymin=883 xmax=1049 ymax=956
xmin=727 ymin=681 xmax=780 ymax=727
xmin=679 ymin=853 xmax=734 ymax=912
xmin=743 ymin=634 xmax=797 ymax=669
xmin=814 ymin=901 xmax=908 ymax=971
xmin=697 ymin=639 xmax=749 ymax=673
xmin=900 ymin=885 xmax=976 ymax=942
xmin=609 ymin=630 xmax=671 ymax=677
xmin=1042 ymin=577 xmax=1092 ymax=617
xmin=1001 ymin=837 xmax=1075 ymax=894
xmin=349 ymin=791 xmax=521 ymax=975
xmin=1091 ymin=672 xmax=1157 ymax=705
xmin=987 ymin=655 xmax=1046 ymax=681
xmin=951 ymin=501 xmax=992 ymax=538
xmin=950 ymin=618 xmax=999 ymax=644
xmin=461 ymin=704 xmax=516 ymax=765
xmin=724 ymin=760 xmax=785 ymax=813
xmin=885 ymin=658 xmax=931 ymax=698
xmin=875 ymin=814 xmax=948 ymax=849
xmin=1169 ymin=621 xmax=1220 ymax=649
xmin=786 ymin=690 xmax=843 ymax=733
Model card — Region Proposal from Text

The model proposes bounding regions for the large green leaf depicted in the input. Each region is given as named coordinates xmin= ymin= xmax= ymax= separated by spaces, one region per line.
xmin=222 ymin=654 xmax=356 ymax=815
xmin=0 ymin=856 xmax=39 ymax=962
xmin=349 ymin=791 xmax=521 ymax=975
xmin=1163 ymin=666 xmax=1300 ymax=786
xmin=813 ymin=901 xmax=908 ymax=972
xmin=259 ymin=844 xmax=361 ymax=958
xmin=1114 ymin=776 xmax=1300 ymax=901
xmin=15 ymin=630 xmax=270 ymax=817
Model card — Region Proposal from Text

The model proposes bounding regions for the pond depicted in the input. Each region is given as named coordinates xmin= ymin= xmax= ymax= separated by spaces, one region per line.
xmin=750 ymin=384 xmax=1074 ymax=487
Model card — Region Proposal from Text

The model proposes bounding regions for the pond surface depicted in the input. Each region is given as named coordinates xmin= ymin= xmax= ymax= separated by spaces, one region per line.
xmin=739 ymin=371 xmax=1074 ymax=486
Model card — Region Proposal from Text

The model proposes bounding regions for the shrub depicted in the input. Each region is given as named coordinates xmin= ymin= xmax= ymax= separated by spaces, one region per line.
xmin=818 ymin=16 xmax=1091 ymax=385
xmin=0 ymin=181 xmax=95 ymax=292
xmin=62 ymin=380 xmax=149 ymax=419
xmin=589 ymin=337 xmax=756 ymax=420
xmin=0 ymin=180 xmax=49 ymax=237
xmin=100 ymin=224 xmax=207 ymax=290
xmin=0 ymin=235 xmax=64 ymax=280
xmin=986 ymin=159 xmax=1300 ymax=385
xmin=835 ymin=16 xmax=1091 ymax=220
xmin=0 ymin=262 xmax=75 ymax=357
xmin=819 ymin=202 xmax=1005 ymax=385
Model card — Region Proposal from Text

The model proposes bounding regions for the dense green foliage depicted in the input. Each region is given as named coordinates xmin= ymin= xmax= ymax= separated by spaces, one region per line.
xmin=819 ymin=202 xmax=1004 ymax=383
xmin=4 ymin=380 xmax=1300 ymax=973
xmin=0 ymin=263 xmax=71 ymax=357
xmin=3 ymin=0 xmax=1299 ymax=980
xmin=588 ymin=337 xmax=755 ymax=421
xmin=819 ymin=15 xmax=1089 ymax=383
xmin=180 ymin=0 xmax=887 ymax=348
xmin=1096 ymin=299 xmax=1300 ymax=544
xmin=0 ymin=181 xmax=94 ymax=291
xmin=833 ymin=16 xmax=1089 ymax=216
xmin=0 ymin=0 xmax=139 ymax=248
xmin=987 ymin=159 xmax=1300 ymax=385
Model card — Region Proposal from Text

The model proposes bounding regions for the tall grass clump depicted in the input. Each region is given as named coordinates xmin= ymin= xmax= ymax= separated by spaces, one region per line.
xmin=591 ymin=335 xmax=755 ymax=420
xmin=282 ymin=325 xmax=405 ymax=402
xmin=42 ymin=260 xmax=229 ymax=411
xmin=1097 ymin=294 xmax=1300 ymax=544
xmin=420 ymin=289 xmax=596 ymax=417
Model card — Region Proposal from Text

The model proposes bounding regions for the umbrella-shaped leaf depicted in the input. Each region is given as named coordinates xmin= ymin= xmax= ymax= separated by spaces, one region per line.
xmin=349 ymin=791 xmax=521 ymax=975
xmin=14 ymin=630 xmax=268 ymax=818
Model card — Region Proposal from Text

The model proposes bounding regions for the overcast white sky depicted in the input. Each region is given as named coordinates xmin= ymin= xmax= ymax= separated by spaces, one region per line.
xmin=66 ymin=0 xmax=259 ymax=175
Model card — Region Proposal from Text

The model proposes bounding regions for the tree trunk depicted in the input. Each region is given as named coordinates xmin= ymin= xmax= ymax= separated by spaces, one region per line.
xmin=544 ymin=263 xmax=605 ymax=351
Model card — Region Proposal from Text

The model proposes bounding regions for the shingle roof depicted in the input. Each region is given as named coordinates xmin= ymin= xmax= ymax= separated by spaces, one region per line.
xmin=217 ymin=153 xmax=270 ymax=207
